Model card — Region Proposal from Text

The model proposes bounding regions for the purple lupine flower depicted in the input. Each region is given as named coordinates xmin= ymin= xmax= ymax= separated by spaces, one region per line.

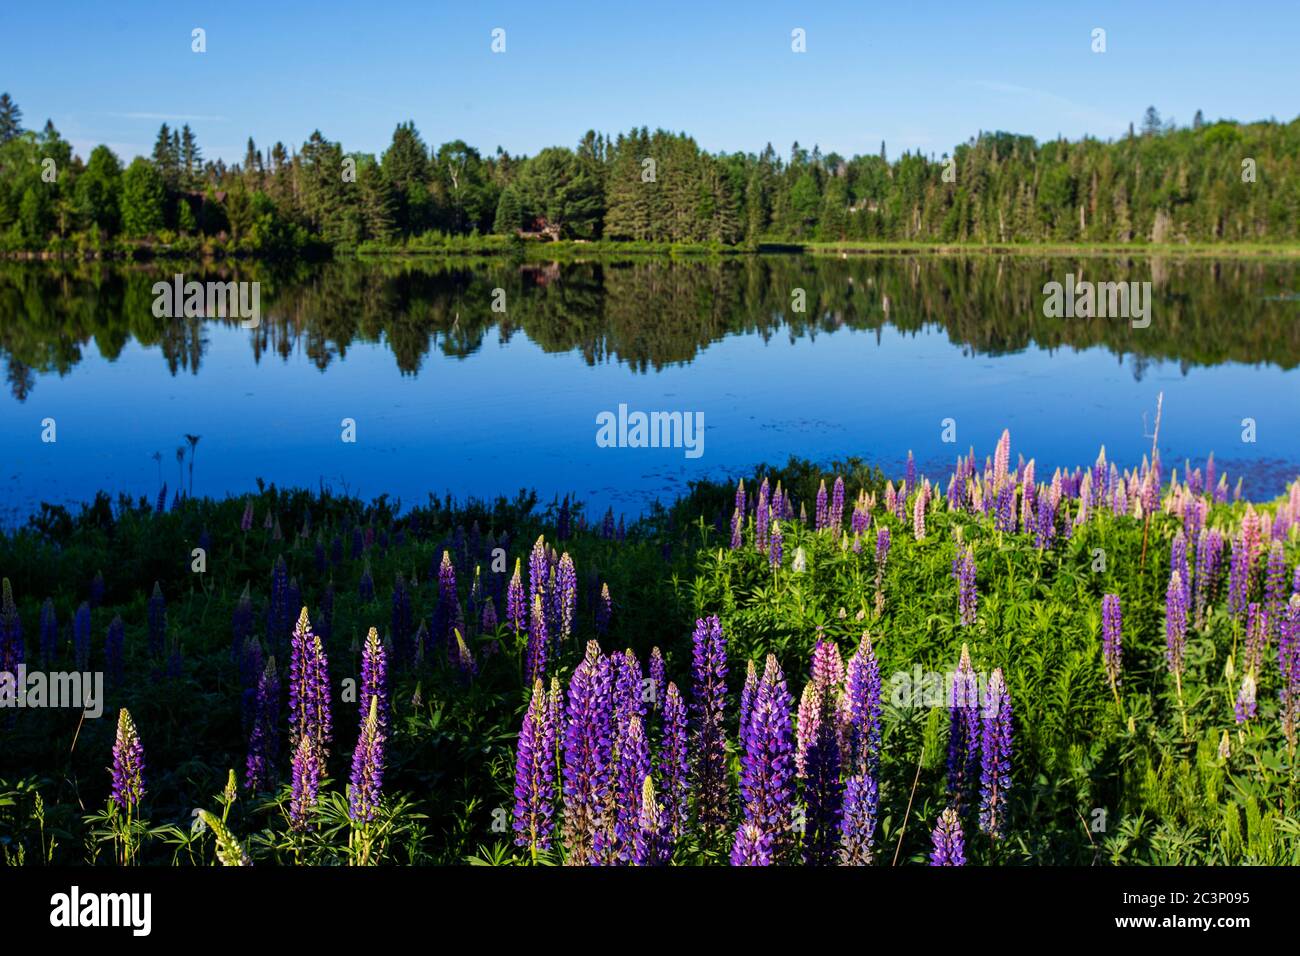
xmin=434 ymin=550 xmax=459 ymax=654
xmin=952 ymin=545 xmax=977 ymax=626
xmin=1102 ymin=594 xmax=1123 ymax=688
xmin=1234 ymin=674 xmax=1257 ymax=724
xmin=690 ymin=615 xmax=729 ymax=830
xmin=815 ymin=479 xmax=829 ymax=531
xmin=481 ymin=595 xmax=498 ymax=634
xmin=632 ymin=776 xmax=670 ymax=866
xmin=612 ymin=649 xmax=646 ymax=742
xmin=929 ymin=807 xmax=966 ymax=866
xmin=978 ymin=667 xmax=1013 ymax=838
xmin=245 ymin=656 xmax=280 ymax=792
xmin=230 ymin=584 xmax=252 ymax=662
xmin=1264 ymin=542 xmax=1288 ymax=640
xmin=829 ymin=476 xmax=846 ymax=532
xmin=240 ymin=499 xmax=254 ymax=532
xmin=507 ymin=560 xmax=526 ymax=637
xmin=798 ymin=681 xmax=843 ymax=865
xmin=660 ymin=682 xmax=689 ymax=841
xmin=730 ymin=822 xmax=773 ymax=866
xmin=349 ymin=695 xmax=386 ymax=824
xmin=0 ymin=583 xmax=23 ymax=679
xmin=526 ymin=593 xmax=549 ymax=685
xmin=874 ymin=527 xmax=891 ymax=598
xmin=266 ymin=556 xmax=289 ymax=643
xmin=288 ymin=607 xmax=331 ymax=753
xmin=358 ymin=562 xmax=374 ymax=602
xmin=594 ymin=582 xmax=612 ymax=635
xmin=289 ymin=733 xmax=323 ymax=831
xmin=995 ymin=481 xmax=1015 ymax=531
xmin=730 ymin=506 xmax=743 ymax=550
xmin=1171 ymin=532 xmax=1192 ymax=608
xmin=110 ymin=708 xmax=145 ymax=813
xmin=1243 ymin=602 xmax=1268 ymax=676
xmin=361 ymin=627 xmax=387 ymax=734
xmin=1278 ymin=595 xmax=1300 ymax=747
xmin=554 ymin=553 xmax=577 ymax=643
xmin=739 ymin=659 xmax=758 ymax=743
xmin=769 ymin=520 xmax=783 ymax=568
xmin=756 ymin=479 xmax=771 ymax=553
xmin=648 ymin=647 xmax=665 ymax=713
xmin=838 ymin=772 xmax=879 ymax=864
xmin=738 ymin=654 xmax=795 ymax=860
xmin=38 ymin=597 xmax=56 ymax=666
xmin=1166 ymin=570 xmax=1188 ymax=678
xmin=454 ymin=629 xmax=477 ymax=680
xmin=1194 ymin=529 xmax=1224 ymax=629
xmin=734 ymin=479 xmax=747 ymax=524
xmin=147 ymin=582 xmax=166 ymax=657
xmin=946 ymin=643 xmax=980 ymax=810
xmin=105 ymin=614 xmax=125 ymax=687
xmin=73 ymin=601 xmax=91 ymax=671
xmin=844 ymin=637 xmax=883 ymax=779
xmin=89 ymin=570 xmax=105 ymax=609
xmin=1035 ymin=493 xmax=1056 ymax=549
xmin=390 ymin=572 xmax=413 ymax=667
xmin=1228 ymin=534 xmax=1250 ymax=620
xmin=610 ymin=713 xmax=651 ymax=863
xmin=561 ymin=642 xmax=614 ymax=864
xmin=851 ymin=490 xmax=871 ymax=536
xmin=513 ymin=678 xmax=557 ymax=854
xmin=527 ymin=535 xmax=548 ymax=611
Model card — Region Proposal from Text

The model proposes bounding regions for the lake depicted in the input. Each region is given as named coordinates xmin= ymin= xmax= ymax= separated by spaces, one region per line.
xmin=2 ymin=254 xmax=1298 ymax=525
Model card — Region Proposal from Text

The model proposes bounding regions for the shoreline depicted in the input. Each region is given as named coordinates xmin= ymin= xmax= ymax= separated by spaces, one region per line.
xmin=5 ymin=238 xmax=1300 ymax=263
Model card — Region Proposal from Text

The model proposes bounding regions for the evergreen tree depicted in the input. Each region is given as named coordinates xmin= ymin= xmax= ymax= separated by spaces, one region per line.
xmin=0 ymin=93 xmax=22 ymax=143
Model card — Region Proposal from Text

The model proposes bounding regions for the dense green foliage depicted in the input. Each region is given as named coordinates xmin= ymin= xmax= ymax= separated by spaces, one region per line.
xmin=3 ymin=93 xmax=1298 ymax=258
xmin=1 ymin=449 xmax=1298 ymax=865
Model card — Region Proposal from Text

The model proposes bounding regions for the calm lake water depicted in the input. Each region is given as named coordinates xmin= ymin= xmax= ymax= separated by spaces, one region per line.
xmin=3 ymin=254 xmax=1298 ymax=525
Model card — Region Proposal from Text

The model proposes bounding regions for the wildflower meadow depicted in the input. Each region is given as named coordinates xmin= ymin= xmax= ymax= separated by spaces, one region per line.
xmin=3 ymin=433 xmax=1298 ymax=870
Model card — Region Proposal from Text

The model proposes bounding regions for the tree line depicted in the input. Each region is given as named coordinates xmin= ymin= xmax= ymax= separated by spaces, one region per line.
xmin=1 ymin=92 xmax=1297 ymax=256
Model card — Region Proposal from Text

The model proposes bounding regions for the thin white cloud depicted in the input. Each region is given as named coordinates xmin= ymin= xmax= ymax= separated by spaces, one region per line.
xmin=973 ymin=81 xmax=1125 ymax=133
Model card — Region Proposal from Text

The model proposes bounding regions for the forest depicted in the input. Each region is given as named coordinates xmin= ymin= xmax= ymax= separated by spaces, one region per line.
xmin=1 ymin=92 xmax=1298 ymax=257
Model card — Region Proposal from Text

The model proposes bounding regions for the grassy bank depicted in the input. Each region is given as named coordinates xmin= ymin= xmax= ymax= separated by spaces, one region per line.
xmin=1 ymin=448 xmax=1298 ymax=866
xmin=8 ymin=232 xmax=1300 ymax=264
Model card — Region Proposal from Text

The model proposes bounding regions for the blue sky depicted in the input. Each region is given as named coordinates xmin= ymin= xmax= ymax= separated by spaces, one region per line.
xmin=5 ymin=1 xmax=1297 ymax=164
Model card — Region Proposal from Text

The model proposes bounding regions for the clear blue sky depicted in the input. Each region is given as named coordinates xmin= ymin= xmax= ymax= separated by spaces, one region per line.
xmin=5 ymin=1 xmax=1297 ymax=164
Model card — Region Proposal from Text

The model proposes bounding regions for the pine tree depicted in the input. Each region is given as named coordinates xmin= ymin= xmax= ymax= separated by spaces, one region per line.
xmin=0 ymin=92 xmax=22 ymax=143
xmin=180 ymin=125 xmax=201 ymax=189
